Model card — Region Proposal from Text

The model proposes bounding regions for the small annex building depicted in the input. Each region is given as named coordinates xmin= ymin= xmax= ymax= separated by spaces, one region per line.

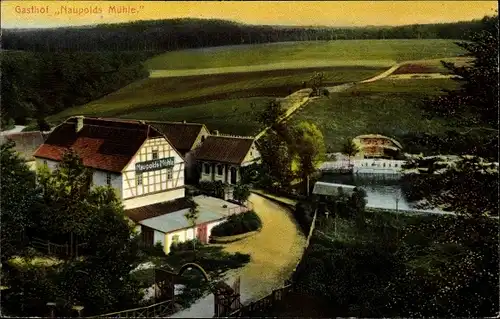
xmin=126 ymin=195 xmax=249 ymax=254
xmin=195 ymin=133 xmax=261 ymax=185
xmin=312 ymin=182 xmax=357 ymax=201
xmin=32 ymin=116 xmax=248 ymax=254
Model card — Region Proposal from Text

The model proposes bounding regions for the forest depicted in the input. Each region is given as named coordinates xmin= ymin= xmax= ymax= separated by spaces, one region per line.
xmin=1 ymin=51 xmax=152 ymax=128
xmin=2 ymin=18 xmax=486 ymax=52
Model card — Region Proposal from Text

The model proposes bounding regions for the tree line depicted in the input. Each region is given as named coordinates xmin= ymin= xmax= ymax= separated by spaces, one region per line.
xmin=2 ymin=17 xmax=489 ymax=52
xmin=1 ymin=51 xmax=152 ymax=128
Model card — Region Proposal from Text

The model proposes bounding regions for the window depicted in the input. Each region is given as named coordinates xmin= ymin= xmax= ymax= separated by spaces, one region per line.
xmin=217 ymin=165 xmax=223 ymax=176
xmin=395 ymin=164 xmax=398 ymax=168
xmin=43 ymin=160 xmax=48 ymax=166
xmin=167 ymin=168 xmax=173 ymax=180
xmin=383 ymin=163 xmax=386 ymax=167
xmin=106 ymin=173 xmax=112 ymax=186
xmin=136 ymin=173 xmax=143 ymax=185
xmin=201 ymin=136 xmax=206 ymax=142
xmin=204 ymin=163 xmax=210 ymax=174
xmin=152 ymin=149 xmax=158 ymax=160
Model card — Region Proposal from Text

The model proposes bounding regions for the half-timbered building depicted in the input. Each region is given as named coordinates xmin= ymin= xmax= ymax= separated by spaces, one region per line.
xmin=33 ymin=116 xmax=185 ymax=209
xmin=33 ymin=116 xmax=249 ymax=253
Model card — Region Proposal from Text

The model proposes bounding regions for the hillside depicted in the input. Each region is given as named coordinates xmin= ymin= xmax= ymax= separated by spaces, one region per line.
xmin=144 ymin=39 xmax=464 ymax=70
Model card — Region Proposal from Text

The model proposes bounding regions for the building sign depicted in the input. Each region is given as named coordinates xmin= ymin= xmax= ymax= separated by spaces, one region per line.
xmin=135 ymin=157 xmax=175 ymax=173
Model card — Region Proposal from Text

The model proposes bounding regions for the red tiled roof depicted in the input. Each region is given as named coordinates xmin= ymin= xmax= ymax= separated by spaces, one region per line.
xmin=1 ymin=131 xmax=50 ymax=161
xmin=125 ymin=197 xmax=192 ymax=222
xmin=33 ymin=117 xmax=165 ymax=172
xmin=195 ymin=136 xmax=254 ymax=165
xmin=147 ymin=121 xmax=205 ymax=155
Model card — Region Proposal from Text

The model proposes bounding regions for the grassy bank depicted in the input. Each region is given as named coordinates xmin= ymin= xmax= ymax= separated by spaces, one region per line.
xmin=291 ymin=78 xmax=461 ymax=152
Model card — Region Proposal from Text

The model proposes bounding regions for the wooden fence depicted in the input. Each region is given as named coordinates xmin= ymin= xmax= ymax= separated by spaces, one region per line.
xmin=90 ymin=299 xmax=175 ymax=318
xmin=226 ymin=209 xmax=318 ymax=317
xmin=29 ymin=237 xmax=87 ymax=258
xmin=228 ymin=284 xmax=294 ymax=317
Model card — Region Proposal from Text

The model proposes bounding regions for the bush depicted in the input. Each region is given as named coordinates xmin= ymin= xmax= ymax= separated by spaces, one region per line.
xmin=293 ymin=201 xmax=315 ymax=234
xmin=170 ymin=239 xmax=202 ymax=254
xmin=211 ymin=211 xmax=262 ymax=237
xmin=141 ymin=242 xmax=166 ymax=257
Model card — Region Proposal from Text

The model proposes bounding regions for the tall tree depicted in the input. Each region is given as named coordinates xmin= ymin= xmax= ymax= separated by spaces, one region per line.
xmin=0 ymin=141 xmax=39 ymax=261
xmin=3 ymin=151 xmax=143 ymax=317
xmin=233 ymin=183 xmax=251 ymax=205
xmin=398 ymin=16 xmax=500 ymax=316
xmin=289 ymin=121 xmax=326 ymax=195
xmin=424 ymin=15 xmax=498 ymax=129
xmin=256 ymin=131 xmax=295 ymax=189
xmin=341 ymin=139 xmax=360 ymax=167
xmin=184 ymin=198 xmax=200 ymax=250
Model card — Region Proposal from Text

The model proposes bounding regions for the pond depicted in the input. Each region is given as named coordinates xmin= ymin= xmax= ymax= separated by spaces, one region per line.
xmin=319 ymin=173 xmax=418 ymax=211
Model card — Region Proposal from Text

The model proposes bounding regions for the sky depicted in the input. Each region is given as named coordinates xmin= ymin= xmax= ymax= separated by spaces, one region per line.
xmin=1 ymin=1 xmax=497 ymax=29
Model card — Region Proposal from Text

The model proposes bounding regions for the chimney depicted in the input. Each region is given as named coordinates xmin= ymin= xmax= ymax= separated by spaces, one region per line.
xmin=75 ymin=116 xmax=84 ymax=132
xmin=213 ymin=130 xmax=219 ymax=136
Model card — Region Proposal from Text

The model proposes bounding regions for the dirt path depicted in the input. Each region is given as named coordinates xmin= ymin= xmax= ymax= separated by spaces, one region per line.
xmin=170 ymin=193 xmax=306 ymax=318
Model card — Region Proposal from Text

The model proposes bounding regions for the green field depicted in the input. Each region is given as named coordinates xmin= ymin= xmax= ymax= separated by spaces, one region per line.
xmin=121 ymin=97 xmax=273 ymax=136
xmin=49 ymin=66 xmax=384 ymax=123
xmin=290 ymin=78 xmax=461 ymax=152
xmin=144 ymin=40 xmax=465 ymax=70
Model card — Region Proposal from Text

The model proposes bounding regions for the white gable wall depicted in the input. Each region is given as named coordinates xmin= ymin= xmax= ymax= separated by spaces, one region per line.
xmin=121 ymin=137 xmax=185 ymax=210
xmin=241 ymin=142 xmax=261 ymax=166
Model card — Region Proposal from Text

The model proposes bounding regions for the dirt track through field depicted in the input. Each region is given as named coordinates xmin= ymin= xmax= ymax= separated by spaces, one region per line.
xmin=170 ymin=193 xmax=306 ymax=318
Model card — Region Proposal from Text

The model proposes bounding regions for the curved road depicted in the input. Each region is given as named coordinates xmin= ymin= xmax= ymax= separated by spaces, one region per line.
xmin=170 ymin=193 xmax=306 ymax=318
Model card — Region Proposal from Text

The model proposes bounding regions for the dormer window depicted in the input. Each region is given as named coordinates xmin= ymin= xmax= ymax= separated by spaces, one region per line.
xmin=152 ymin=149 xmax=158 ymax=160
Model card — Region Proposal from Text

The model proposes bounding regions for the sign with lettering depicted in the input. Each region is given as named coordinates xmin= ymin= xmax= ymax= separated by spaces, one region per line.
xmin=135 ymin=157 xmax=175 ymax=173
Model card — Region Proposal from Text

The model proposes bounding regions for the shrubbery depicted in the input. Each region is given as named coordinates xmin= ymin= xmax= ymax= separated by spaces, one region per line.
xmin=293 ymin=201 xmax=315 ymax=234
xmin=211 ymin=211 xmax=262 ymax=237
xmin=170 ymin=239 xmax=202 ymax=254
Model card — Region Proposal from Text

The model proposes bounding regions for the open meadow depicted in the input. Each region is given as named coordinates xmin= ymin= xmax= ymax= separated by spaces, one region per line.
xmin=49 ymin=39 xmax=467 ymax=137
xmin=144 ymin=39 xmax=465 ymax=70
xmin=290 ymin=78 xmax=461 ymax=152
xmin=48 ymin=66 xmax=384 ymax=128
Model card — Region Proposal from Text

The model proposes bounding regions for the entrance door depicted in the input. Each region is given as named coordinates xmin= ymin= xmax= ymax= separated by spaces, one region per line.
xmin=230 ymin=167 xmax=237 ymax=184
xmin=197 ymin=224 xmax=208 ymax=244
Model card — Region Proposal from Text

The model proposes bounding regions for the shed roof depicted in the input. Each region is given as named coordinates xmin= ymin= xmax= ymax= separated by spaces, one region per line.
xmin=354 ymin=134 xmax=403 ymax=149
xmin=125 ymin=197 xmax=193 ymax=222
xmin=312 ymin=182 xmax=357 ymax=197
xmin=139 ymin=207 xmax=226 ymax=234
xmin=195 ymin=135 xmax=255 ymax=165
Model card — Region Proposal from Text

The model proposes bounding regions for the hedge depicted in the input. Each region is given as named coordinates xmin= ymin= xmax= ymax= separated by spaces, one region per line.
xmin=211 ymin=211 xmax=262 ymax=237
